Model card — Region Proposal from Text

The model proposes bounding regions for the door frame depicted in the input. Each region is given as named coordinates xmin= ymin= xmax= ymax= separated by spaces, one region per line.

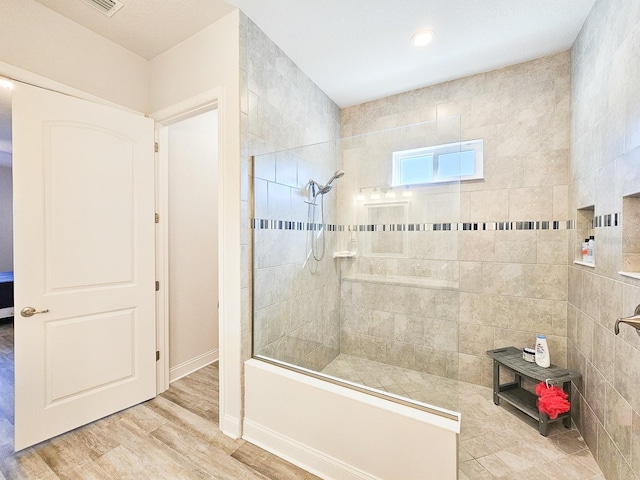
xmin=1 ymin=63 xmax=243 ymax=440
xmin=150 ymin=89 xmax=221 ymax=393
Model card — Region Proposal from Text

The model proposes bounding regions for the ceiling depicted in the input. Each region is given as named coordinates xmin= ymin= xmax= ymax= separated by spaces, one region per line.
xmin=227 ymin=0 xmax=596 ymax=107
xmin=31 ymin=0 xmax=597 ymax=108
xmin=34 ymin=0 xmax=236 ymax=60
xmin=1 ymin=0 xmax=597 ymax=166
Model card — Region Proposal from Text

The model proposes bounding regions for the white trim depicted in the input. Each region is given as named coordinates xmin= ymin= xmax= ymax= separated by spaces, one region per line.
xmin=222 ymin=413 xmax=241 ymax=436
xmin=150 ymin=89 xmax=221 ymax=396
xmin=243 ymin=419 xmax=384 ymax=480
xmin=150 ymin=87 xmax=244 ymax=439
xmin=0 ymin=307 xmax=13 ymax=319
xmin=0 ymin=61 xmax=143 ymax=114
xmin=155 ymin=125 xmax=170 ymax=393
xmin=169 ymin=349 xmax=219 ymax=383
xmin=244 ymin=359 xmax=459 ymax=480
xmin=216 ymin=85 xmax=243 ymax=439
xmin=149 ymin=89 xmax=220 ymax=124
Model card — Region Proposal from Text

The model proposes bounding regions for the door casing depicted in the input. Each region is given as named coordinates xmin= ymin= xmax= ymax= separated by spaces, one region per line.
xmin=150 ymin=90 xmax=221 ymax=393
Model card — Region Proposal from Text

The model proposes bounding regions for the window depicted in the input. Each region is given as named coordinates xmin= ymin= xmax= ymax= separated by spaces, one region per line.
xmin=392 ymin=139 xmax=483 ymax=186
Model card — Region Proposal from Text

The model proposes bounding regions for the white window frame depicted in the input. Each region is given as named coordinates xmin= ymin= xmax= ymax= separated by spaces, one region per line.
xmin=392 ymin=139 xmax=483 ymax=186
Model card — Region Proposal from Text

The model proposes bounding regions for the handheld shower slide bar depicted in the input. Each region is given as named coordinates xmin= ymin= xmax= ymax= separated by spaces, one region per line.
xmin=305 ymin=170 xmax=345 ymax=267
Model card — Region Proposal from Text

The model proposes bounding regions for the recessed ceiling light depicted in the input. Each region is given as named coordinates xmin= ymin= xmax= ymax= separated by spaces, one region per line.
xmin=412 ymin=30 xmax=435 ymax=47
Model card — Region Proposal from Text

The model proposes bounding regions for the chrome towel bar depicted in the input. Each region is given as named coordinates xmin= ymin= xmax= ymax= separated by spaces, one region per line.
xmin=614 ymin=305 xmax=640 ymax=335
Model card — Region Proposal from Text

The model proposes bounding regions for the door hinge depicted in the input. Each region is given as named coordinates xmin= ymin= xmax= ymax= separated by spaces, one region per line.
xmin=155 ymin=281 xmax=160 ymax=291
xmin=154 ymin=142 xmax=159 ymax=153
xmin=156 ymin=351 xmax=160 ymax=361
xmin=155 ymin=213 xmax=160 ymax=223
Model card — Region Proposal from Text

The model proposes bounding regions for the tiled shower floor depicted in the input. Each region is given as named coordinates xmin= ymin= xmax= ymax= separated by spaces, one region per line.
xmin=322 ymin=354 xmax=604 ymax=480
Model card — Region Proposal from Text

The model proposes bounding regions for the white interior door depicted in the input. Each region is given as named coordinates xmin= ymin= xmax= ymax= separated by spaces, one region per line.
xmin=12 ymin=83 xmax=156 ymax=450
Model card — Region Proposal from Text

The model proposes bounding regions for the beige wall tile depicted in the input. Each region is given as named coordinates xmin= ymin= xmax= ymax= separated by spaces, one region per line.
xmin=524 ymin=150 xmax=569 ymax=187
xmin=553 ymin=184 xmax=569 ymax=221
xmin=494 ymin=231 xmax=537 ymax=264
xmin=577 ymin=310 xmax=595 ymax=362
xmin=459 ymin=323 xmax=494 ymax=356
xmin=524 ymin=264 xmax=568 ymax=300
xmin=604 ymin=382 xmax=633 ymax=461
xmin=459 ymin=261 xmax=484 ymax=293
xmin=458 ymin=231 xmax=495 ymax=262
xmin=509 ymin=186 xmax=554 ymax=220
xmin=497 ymin=119 xmax=541 ymax=157
xmin=632 ymin=410 xmax=640 ymax=474
xmin=393 ymin=314 xmax=424 ymax=346
xmin=614 ymin=336 xmax=640 ymax=414
xmin=460 ymin=189 xmax=510 ymax=222
xmin=537 ymin=230 xmax=568 ymax=265
xmin=481 ymin=263 xmax=526 ymax=297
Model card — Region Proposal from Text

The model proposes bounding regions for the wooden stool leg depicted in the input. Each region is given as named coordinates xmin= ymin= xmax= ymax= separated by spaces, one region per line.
xmin=539 ymin=411 xmax=550 ymax=436
xmin=563 ymin=381 xmax=572 ymax=428
xmin=493 ymin=360 xmax=500 ymax=405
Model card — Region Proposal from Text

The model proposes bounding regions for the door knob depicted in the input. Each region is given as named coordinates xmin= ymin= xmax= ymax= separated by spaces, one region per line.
xmin=20 ymin=307 xmax=50 ymax=318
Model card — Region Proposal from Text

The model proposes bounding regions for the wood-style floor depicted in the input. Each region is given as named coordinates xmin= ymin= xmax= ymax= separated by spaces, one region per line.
xmin=0 ymin=320 xmax=320 ymax=480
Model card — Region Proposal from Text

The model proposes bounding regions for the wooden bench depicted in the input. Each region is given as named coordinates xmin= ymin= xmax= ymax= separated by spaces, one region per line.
xmin=486 ymin=347 xmax=582 ymax=436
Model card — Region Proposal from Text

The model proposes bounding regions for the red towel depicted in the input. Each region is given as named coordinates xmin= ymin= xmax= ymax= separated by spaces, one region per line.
xmin=536 ymin=382 xmax=570 ymax=419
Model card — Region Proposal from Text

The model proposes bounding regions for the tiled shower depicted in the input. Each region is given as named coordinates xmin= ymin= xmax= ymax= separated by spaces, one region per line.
xmin=243 ymin=0 xmax=640 ymax=476
xmin=251 ymin=51 xmax=572 ymax=390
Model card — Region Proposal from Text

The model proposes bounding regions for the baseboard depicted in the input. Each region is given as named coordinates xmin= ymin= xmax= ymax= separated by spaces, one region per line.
xmin=220 ymin=413 xmax=242 ymax=439
xmin=243 ymin=419 xmax=383 ymax=480
xmin=169 ymin=348 xmax=218 ymax=383
xmin=0 ymin=307 xmax=13 ymax=319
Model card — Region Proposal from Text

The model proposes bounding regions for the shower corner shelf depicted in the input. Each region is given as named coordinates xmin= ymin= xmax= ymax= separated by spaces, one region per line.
xmin=619 ymin=272 xmax=640 ymax=280
xmin=573 ymin=260 xmax=595 ymax=268
xmin=333 ymin=251 xmax=358 ymax=259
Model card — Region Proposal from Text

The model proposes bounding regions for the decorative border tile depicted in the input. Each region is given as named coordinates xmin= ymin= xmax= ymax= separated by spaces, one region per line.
xmin=251 ymin=219 xmax=574 ymax=231
xmin=250 ymin=213 xmax=622 ymax=232
xmin=593 ymin=213 xmax=620 ymax=228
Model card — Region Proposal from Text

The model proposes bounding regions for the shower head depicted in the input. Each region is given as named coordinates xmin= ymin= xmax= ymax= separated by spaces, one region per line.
xmin=308 ymin=170 xmax=346 ymax=197
xmin=324 ymin=170 xmax=345 ymax=189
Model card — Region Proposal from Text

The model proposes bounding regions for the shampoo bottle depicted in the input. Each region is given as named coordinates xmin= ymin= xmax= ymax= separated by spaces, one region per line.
xmin=535 ymin=334 xmax=551 ymax=368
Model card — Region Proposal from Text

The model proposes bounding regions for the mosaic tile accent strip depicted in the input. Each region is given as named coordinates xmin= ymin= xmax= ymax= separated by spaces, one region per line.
xmin=251 ymin=218 xmax=575 ymax=231
xmin=593 ymin=212 xmax=620 ymax=228
xmin=251 ymin=213 xmax=623 ymax=232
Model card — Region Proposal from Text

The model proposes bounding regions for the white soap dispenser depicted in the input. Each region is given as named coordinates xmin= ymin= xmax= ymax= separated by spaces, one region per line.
xmin=535 ymin=334 xmax=551 ymax=368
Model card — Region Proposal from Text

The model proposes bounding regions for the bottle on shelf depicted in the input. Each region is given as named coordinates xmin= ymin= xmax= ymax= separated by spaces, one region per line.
xmin=582 ymin=239 xmax=589 ymax=262
xmin=587 ymin=235 xmax=595 ymax=264
xmin=535 ymin=334 xmax=551 ymax=368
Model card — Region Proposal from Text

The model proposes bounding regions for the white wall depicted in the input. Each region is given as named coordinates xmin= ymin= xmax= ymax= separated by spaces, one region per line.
xmin=244 ymin=360 xmax=460 ymax=480
xmin=0 ymin=166 xmax=12 ymax=272
xmin=0 ymin=0 xmax=148 ymax=113
xmin=149 ymin=10 xmax=242 ymax=437
xmin=168 ymin=109 xmax=219 ymax=380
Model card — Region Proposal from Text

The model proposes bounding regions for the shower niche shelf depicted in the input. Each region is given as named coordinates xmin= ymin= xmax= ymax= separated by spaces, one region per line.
xmin=333 ymin=251 xmax=358 ymax=258
xmin=573 ymin=261 xmax=595 ymax=268
xmin=575 ymin=205 xmax=595 ymax=267
xmin=620 ymin=194 xmax=640 ymax=277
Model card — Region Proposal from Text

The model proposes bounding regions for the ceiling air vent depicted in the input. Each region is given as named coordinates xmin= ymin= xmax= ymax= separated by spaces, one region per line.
xmin=81 ymin=0 xmax=124 ymax=17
